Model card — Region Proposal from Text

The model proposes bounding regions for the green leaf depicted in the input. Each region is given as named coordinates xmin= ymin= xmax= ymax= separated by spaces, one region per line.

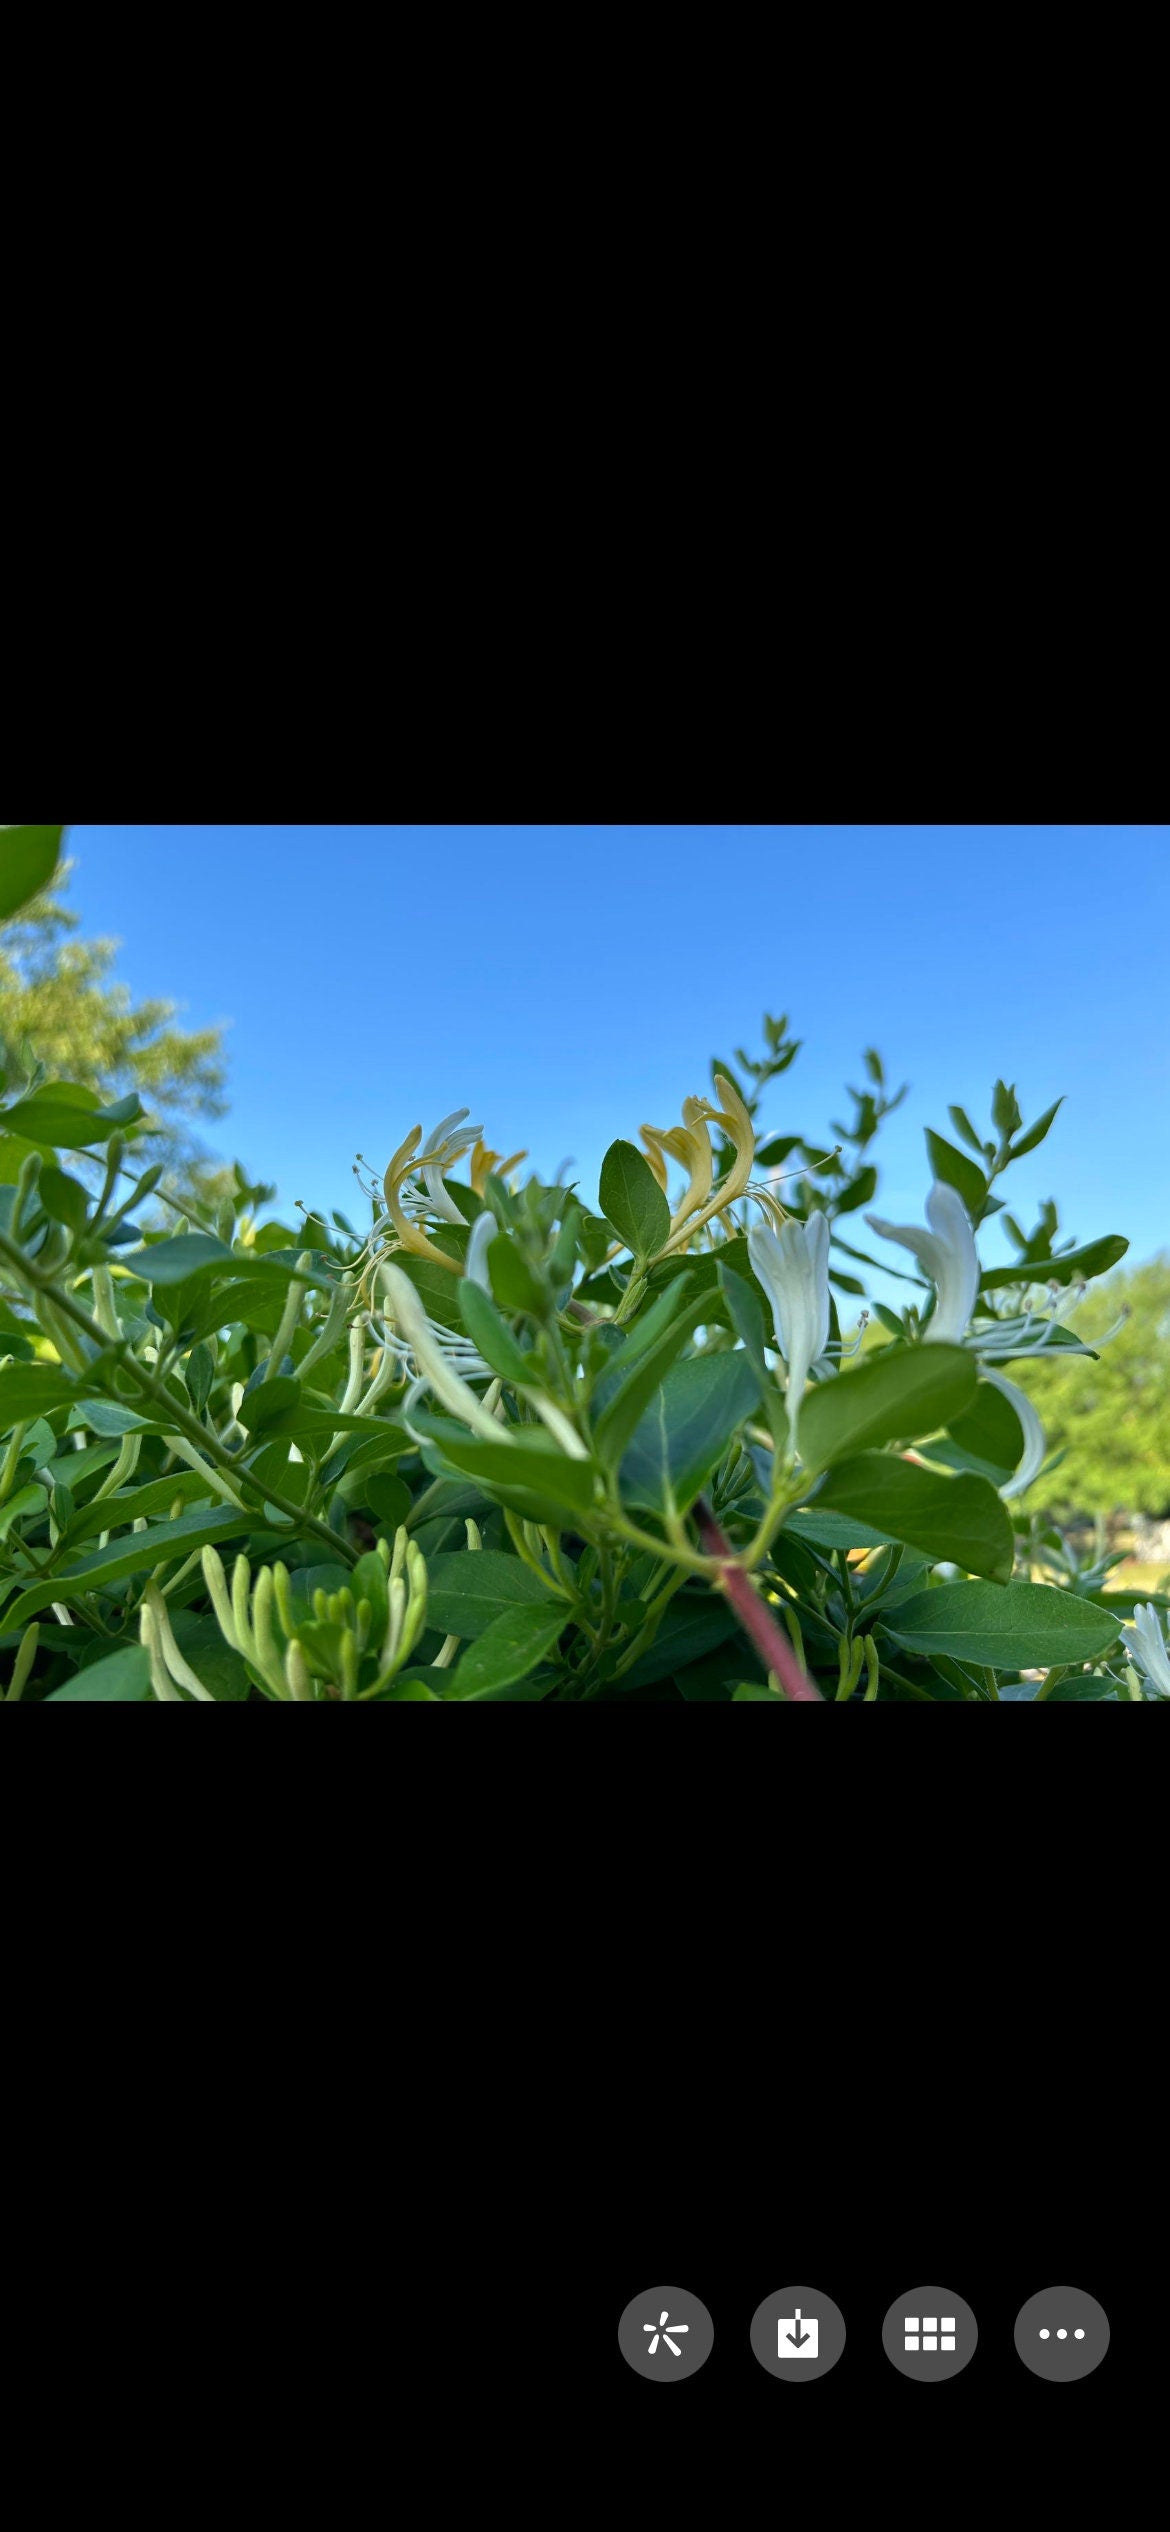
xmin=47 ymin=1644 xmax=151 ymax=1702
xmin=0 ymin=825 xmax=65 ymax=923
xmin=716 ymin=1261 xmax=771 ymax=1388
xmin=167 ymin=1614 xmax=253 ymax=1702
xmin=366 ymin=1472 xmax=412 ymax=1531
xmin=124 ymin=1233 xmax=235 ymax=1284
xmin=38 ymin=1165 xmax=90 ymax=1233
xmin=884 ymin=1580 xmax=1120 ymax=1668
xmin=599 ymin=1139 xmax=670 ymax=1262
xmin=185 ymin=1343 xmax=215 ymax=1416
xmin=924 ymin=1128 xmax=987 ymax=1219
xmin=594 ymin=1272 xmax=698 ymax=1385
xmin=349 ymin=1550 xmax=390 ymax=1649
xmin=620 ymin=1351 xmax=761 ymax=1516
xmin=945 ymin=1379 xmax=1025 ymax=1478
xmin=5 ymin=1503 xmax=258 ymax=1630
xmin=785 ymin=1506 xmax=896 ymax=1553
xmin=366 ymin=1672 xmax=443 ymax=1700
xmin=0 ymin=1484 xmax=47 ymax=1542
xmin=1045 ymin=1675 xmax=1121 ymax=1702
xmin=486 ymin=1237 xmax=546 ymax=1317
xmin=445 ymin=1603 xmax=566 ymax=1697
xmin=613 ymin=1593 xmax=739 ymax=1691
xmin=591 ymin=1287 xmax=711 ymax=1467
xmin=67 ymin=1467 xmax=213 ymax=1546
xmin=0 ymin=1363 xmax=80 ymax=1431
xmin=1009 ymin=1097 xmax=1064 ymax=1160
xmin=814 ymin=1454 xmax=1015 ymax=1583
xmin=991 ymin=1079 xmax=1022 ymax=1139
xmin=948 ymin=1105 xmax=985 ymax=1156
xmin=978 ymin=1234 xmax=1128 ymax=1292
xmin=408 ymin=1407 xmax=597 ymax=1520
xmin=831 ymin=1166 xmax=879 ymax=1217
xmin=390 ymin=1253 xmax=466 ymax=1332
xmin=425 ymin=1549 xmax=556 ymax=1639
xmin=797 ymin=1344 xmax=977 ymax=1475
xmin=0 ymin=1086 xmax=145 ymax=1148
xmin=237 ymin=1375 xmax=304 ymax=1434
xmin=458 ymin=1278 xmax=533 ymax=1385
xmin=67 ymin=1399 xmax=154 ymax=1437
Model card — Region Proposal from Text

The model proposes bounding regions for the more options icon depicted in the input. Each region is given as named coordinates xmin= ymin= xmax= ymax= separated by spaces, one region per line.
xmin=1014 ymin=2287 xmax=1109 ymax=2382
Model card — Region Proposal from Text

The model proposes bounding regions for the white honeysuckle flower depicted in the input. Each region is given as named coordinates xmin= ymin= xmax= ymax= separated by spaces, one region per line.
xmin=1120 ymin=1603 xmax=1170 ymax=1699
xmin=747 ymin=1211 xmax=831 ymax=1444
xmin=378 ymin=1256 xmax=590 ymax=1462
xmin=379 ymin=1262 xmax=501 ymax=1441
xmin=866 ymin=1181 xmax=980 ymax=1346
xmin=865 ymin=1184 xmax=1122 ymax=1365
xmin=417 ymin=1108 xmax=484 ymax=1224
xmin=979 ymin=1366 xmax=1047 ymax=1499
xmin=465 ymin=1211 xmax=495 ymax=1292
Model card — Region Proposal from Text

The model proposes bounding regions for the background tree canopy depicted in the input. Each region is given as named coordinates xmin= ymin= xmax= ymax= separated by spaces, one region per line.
xmin=0 ymin=848 xmax=226 ymax=1153
xmin=1011 ymin=1259 xmax=1170 ymax=1519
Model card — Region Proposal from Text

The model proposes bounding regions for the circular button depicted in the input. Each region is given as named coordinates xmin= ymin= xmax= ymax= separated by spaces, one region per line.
xmin=617 ymin=2286 xmax=714 ymax=2382
xmin=882 ymin=2286 xmax=978 ymax=2380
xmin=1014 ymin=2287 xmax=1109 ymax=2381
xmin=749 ymin=2286 xmax=846 ymax=2380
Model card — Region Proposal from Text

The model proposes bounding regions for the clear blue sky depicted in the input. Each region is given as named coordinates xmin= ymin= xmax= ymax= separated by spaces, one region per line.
xmin=62 ymin=825 xmax=1168 ymax=1293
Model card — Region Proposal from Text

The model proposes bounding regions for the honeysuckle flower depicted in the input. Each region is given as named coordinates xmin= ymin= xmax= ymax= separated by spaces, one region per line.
xmin=379 ymin=1261 xmax=591 ymax=1461
xmin=381 ymin=1109 xmax=484 ymax=1271
xmin=641 ymin=1074 xmax=755 ymax=1259
xmin=379 ymin=1261 xmax=503 ymax=1439
xmin=866 ymin=1181 xmax=980 ymax=1345
xmin=1120 ymin=1603 xmax=1170 ymax=1699
xmin=747 ymin=1209 xmax=831 ymax=1445
xmin=865 ymin=1185 xmax=1125 ymax=1365
xmin=469 ymin=1138 xmax=528 ymax=1198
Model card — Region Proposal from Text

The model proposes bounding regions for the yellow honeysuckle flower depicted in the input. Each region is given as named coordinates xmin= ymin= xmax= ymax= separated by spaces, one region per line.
xmin=641 ymin=1075 xmax=755 ymax=1260
xmin=382 ymin=1110 xmax=483 ymax=1276
xmin=470 ymin=1140 xmax=529 ymax=1197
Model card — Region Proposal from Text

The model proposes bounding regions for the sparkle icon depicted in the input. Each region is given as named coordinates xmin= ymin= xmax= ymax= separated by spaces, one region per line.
xmin=643 ymin=2310 xmax=690 ymax=2357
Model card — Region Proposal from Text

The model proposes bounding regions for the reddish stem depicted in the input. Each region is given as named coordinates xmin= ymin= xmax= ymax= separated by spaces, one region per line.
xmin=693 ymin=1498 xmax=822 ymax=1702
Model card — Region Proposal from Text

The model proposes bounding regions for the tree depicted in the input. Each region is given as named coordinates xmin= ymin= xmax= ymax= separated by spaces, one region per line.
xmin=0 ymin=843 xmax=227 ymax=1159
xmin=1013 ymin=1258 xmax=1170 ymax=1518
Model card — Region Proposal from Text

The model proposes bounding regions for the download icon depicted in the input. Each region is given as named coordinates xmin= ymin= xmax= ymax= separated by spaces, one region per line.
xmin=779 ymin=2308 xmax=819 ymax=2359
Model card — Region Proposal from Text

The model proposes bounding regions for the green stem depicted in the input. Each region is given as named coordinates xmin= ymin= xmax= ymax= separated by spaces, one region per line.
xmin=610 ymin=1566 xmax=690 ymax=1679
xmin=837 ymin=1548 xmax=857 ymax=1626
xmin=0 ymin=1422 xmax=29 ymax=1506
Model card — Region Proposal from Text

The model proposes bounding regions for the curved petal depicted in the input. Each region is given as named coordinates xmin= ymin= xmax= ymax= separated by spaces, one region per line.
xmin=924 ymin=1181 xmax=980 ymax=1342
xmin=1121 ymin=1603 xmax=1170 ymax=1697
xmin=980 ymin=1367 xmax=1046 ymax=1499
xmin=465 ymin=1212 xmax=495 ymax=1292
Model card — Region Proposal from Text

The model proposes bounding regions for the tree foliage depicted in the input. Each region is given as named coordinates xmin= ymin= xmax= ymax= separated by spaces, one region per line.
xmin=1012 ymin=1259 xmax=1170 ymax=1518
xmin=0 ymin=844 xmax=226 ymax=1143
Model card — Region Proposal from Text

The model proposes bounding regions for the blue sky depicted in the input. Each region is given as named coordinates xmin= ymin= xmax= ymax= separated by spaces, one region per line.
xmin=62 ymin=825 xmax=1168 ymax=1295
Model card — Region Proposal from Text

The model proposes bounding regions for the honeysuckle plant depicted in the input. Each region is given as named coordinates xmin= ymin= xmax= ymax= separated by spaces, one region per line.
xmin=0 ymin=828 xmax=1157 ymax=1705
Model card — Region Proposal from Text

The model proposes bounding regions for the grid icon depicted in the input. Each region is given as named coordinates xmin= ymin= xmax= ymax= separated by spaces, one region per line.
xmin=904 ymin=2316 xmax=956 ymax=2352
